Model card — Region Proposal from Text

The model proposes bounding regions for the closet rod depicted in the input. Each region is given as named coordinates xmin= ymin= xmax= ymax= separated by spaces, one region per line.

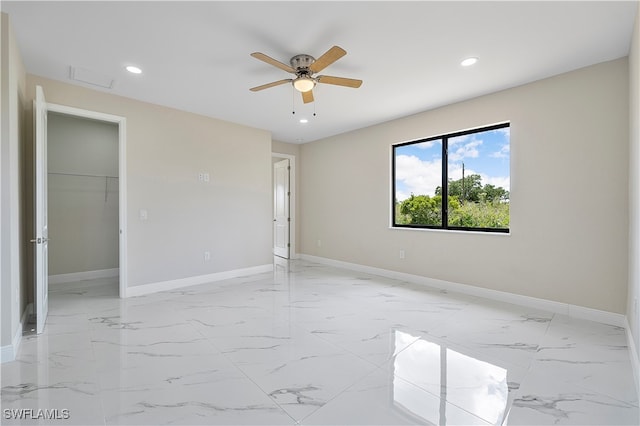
xmin=48 ymin=172 xmax=118 ymax=179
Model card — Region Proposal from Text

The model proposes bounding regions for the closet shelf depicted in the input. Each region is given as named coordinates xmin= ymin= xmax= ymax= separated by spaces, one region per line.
xmin=48 ymin=172 xmax=118 ymax=179
xmin=49 ymin=172 xmax=118 ymax=203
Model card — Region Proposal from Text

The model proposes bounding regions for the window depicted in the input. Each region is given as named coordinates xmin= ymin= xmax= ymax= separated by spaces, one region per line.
xmin=393 ymin=123 xmax=510 ymax=232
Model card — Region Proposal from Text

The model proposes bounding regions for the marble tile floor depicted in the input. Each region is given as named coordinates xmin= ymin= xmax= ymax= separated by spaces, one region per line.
xmin=1 ymin=259 xmax=638 ymax=425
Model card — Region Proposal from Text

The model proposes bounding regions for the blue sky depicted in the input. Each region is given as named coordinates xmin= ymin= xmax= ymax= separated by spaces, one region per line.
xmin=395 ymin=127 xmax=510 ymax=201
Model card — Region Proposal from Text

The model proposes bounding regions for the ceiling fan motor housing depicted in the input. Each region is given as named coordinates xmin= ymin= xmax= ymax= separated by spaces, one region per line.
xmin=290 ymin=54 xmax=315 ymax=74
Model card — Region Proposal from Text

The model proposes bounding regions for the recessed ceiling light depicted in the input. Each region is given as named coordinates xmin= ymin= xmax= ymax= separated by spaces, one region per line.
xmin=461 ymin=57 xmax=478 ymax=67
xmin=125 ymin=65 xmax=142 ymax=74
xmin=299 ymin=118 xmax=308 ymax=124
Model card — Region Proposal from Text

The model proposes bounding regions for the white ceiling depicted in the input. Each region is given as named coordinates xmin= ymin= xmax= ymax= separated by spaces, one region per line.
xmin=2 ymin=1 xmax=637 ymax=143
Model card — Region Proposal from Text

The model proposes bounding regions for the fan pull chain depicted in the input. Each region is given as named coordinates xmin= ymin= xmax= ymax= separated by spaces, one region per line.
xmin=291 ymin=86 xmax=296 ymax=115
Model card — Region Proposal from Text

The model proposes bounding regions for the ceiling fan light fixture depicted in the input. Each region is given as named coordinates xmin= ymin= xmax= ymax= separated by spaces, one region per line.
xmin=293 ymin=77 xmax=315 ymax=92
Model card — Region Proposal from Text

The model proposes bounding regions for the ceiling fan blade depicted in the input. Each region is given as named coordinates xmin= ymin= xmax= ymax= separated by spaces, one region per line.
xmin=250 ymin=79 xmax=292 ymax=92
xmin=309 ymin=46 xmax=346 ymax=73
xmin=302 ymin=90 xmax=314 ymax=104
xmin=251 ymin=52 xmax=296 ymax=73
xmin=317 ymin=75 xmax=363 ymax=88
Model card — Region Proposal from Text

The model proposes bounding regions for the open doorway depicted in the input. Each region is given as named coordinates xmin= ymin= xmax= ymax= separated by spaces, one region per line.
xmin=47 ymin=112 xmax=119 ymax=294
xmin=272 ymin=153 xmax=296 ymax=259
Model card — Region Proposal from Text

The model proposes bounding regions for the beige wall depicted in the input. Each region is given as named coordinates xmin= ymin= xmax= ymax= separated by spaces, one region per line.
xmin=27 ymin=75 xmax=273 ymax=288
xmin=47 ymin=113 xmax=119 ymax=276
xmin=300 ymin=58 xmax=629 ymax=314
xmin=272 ymin=140 xmax=300 ymax=158
xmin=0 ymin=13 xmax=26 ymax=354
xmin=628 ymin=6 xmax=640 ymax=368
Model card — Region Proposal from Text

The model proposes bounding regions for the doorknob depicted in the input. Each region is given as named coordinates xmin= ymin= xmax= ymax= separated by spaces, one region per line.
xmin=29 ymin=238 xmax=49 ymax=244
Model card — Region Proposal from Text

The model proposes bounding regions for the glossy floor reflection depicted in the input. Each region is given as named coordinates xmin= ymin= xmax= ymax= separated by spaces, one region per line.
xmin=1 ymin=259 xmax=638 ymax=425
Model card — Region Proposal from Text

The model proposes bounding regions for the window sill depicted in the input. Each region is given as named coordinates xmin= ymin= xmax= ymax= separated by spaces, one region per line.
xmin=389 ymin=226 xmax=511 ymax=237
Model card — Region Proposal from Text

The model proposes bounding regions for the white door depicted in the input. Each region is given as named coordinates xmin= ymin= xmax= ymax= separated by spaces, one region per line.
xmin=33 ymin=85 xmax=49 ymax=334
xmin=273 ymin=159 xmax=290 ymax=259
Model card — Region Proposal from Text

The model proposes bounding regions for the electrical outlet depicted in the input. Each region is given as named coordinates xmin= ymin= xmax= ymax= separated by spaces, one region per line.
xmin=198 ymin=173 xmax=205 ymax=182
xmin=317 ymin=239 xmax=322 ymax=248
xmin=399 ymin=249 xmax=405 ymax=259
xmin=204 ymin=251 xmax=211 ymax=262
xmin=203 ymin=172 xmax=210 ymax=182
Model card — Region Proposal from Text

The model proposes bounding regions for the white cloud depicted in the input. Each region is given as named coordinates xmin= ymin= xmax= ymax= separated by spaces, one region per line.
xmin=448 ymin=134 xmax=471 ymax=146
xmin=483 ymin=174 xmax=510 ymax=192
xmin=416 ymin=140 xmax=441 ymax=149
xmin=395 ymin=190 xmax=412 ymax=202
xmin=449 ymin=139 xmax=482 ymax=162
xmin=395 ymin=154 xmax=442 ymax=201
xmin=490 ymin=143 xmax=510 ymax=159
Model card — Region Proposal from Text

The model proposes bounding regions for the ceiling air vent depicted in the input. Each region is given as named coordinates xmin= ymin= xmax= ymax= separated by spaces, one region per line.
xmin=69 ymin=66 xmax=115 ymax=89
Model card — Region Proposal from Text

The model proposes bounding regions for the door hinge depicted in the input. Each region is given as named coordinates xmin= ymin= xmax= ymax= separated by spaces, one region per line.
xmin=287 ymin=218 xmax=291 ymax=222
xmin=287 ymin=166 xmax=291 ymax=170
xmin=287 ymin=191 xmax=291 ymax=196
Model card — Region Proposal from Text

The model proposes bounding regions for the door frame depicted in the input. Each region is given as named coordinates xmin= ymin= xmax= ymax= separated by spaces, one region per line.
xmin=273 ymin=158 xmax=290 ymax=259
xmin=272 ymin=152 xmax=296 ymax=259
xmin=34 ymin=86 xmax=48 ymax=334
xmin=45 ymin=102 xmax=127 ymax=297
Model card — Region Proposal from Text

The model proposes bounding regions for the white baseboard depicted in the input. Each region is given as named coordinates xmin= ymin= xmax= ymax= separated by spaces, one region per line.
xmin=124 ymin=264 xmax=274 ymax=298
xmin=0 ymin=303 xmax=30 ymax=364
xmin=299 ymin=254 xmax=627 ymax=328
xmin=49 ymin=268 xmax=119 ymax=285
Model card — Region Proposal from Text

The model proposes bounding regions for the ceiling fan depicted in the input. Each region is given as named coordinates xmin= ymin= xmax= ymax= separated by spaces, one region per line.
xmin=249 ymin=45 xmax=362 ymax=104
